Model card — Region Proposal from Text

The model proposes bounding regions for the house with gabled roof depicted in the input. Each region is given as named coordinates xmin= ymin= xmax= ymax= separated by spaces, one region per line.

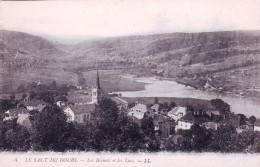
xmin=34 ymin=103 xmax=47 ymax=112
xmin=150 ymin=103 xmax=162 ymax=112
xmin=63 ymin=104 xmax=95 ymax=123
xmin=128 ymin=102 xmax=147 ymax=120
xmin=168 ymin=106 xmax=187 ymax=121
xmin=219 ymin=114 xmax=241 ymax=128
xmin=17 ymin=114 xmax=32 ymax=129
xmin=111 ymin=97 xmax=128 ymax=112
xmin=3 ymin=107 xmax=28 ymax=121
xmin=19 ymin=99 xmax=47 ymax=111
xmin=176 ymin=112 xmax=197 ymax=130
xmin=176 ymin=111 xmax=219 ymax=131
xmin=202 ymin=121 xmax=218 ymax=130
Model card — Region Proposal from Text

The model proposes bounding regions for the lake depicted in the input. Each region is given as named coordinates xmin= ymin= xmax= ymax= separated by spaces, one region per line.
xmin=115 ymin=77 xmax=260 ymax=118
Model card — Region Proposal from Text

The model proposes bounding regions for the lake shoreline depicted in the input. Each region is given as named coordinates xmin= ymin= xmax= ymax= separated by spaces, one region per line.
xmin=115 ymin=76 xmax=260 ymax=118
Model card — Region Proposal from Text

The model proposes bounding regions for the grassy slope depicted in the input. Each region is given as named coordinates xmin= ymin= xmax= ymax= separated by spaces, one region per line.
xmin=82 ymin=70 xmax=145 ymax=93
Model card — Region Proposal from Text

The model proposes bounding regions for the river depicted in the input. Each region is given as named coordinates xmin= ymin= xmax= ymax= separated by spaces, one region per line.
xmin=115 ymin=77 xmax=260 ymax=118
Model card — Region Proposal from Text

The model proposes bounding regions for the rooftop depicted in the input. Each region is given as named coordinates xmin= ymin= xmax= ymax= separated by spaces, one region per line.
xmin=6 ymin=107 xmax=28 ymax=117
xmin=153 ymin=114 xmax=172 ymax=125
xmin=179 ymin=112 xmax=212 ymax=124
xmin=168 ymin=106 xmax=186 ymax=115
xmin=179 ymin=112 xmax=196 ymax=123
xmin=151 ymin=104 xmax=162 ymax=112
xmin=17 ymin=114 xmax=32 ymax=128
xmin=34 ymin=104 xmax=47 ymax=111
xmin=219 ymin=114 xmax=241 ymax=128
xmin=111 ymin=97 xmax=128 ymax=105
xmin=67 ymin=104 xmax=95 ymax=114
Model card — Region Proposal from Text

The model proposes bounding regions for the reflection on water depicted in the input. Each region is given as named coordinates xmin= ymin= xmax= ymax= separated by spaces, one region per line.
xmin=115 ymin=77 xmax=260 ymax=117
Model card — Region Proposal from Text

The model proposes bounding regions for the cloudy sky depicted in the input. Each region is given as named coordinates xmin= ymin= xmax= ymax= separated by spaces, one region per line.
xmin=1 ymin=0 xmax=260 ymax=38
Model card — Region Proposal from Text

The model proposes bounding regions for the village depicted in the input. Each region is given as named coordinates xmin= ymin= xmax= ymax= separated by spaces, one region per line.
xmin=1 ymin=70 xmax=260 ymax=144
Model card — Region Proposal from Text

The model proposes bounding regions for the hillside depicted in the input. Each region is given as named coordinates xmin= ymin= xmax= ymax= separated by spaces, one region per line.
xmin=0 ymin=30 xmax=260 ymax=98
xmin=73 ymin=31 xmax=260 ymax=73
xmin=71 ymin=31 xmax=260 ymax=98
xmin=0 ymin=30 xmax=77 ymax=93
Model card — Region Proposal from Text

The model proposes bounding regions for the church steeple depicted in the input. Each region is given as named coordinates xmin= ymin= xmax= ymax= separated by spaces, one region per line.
xmin=90 ymin=70 xmax=103 ymax=104
xmin=96 ymin=70 xmax=101 ymax=89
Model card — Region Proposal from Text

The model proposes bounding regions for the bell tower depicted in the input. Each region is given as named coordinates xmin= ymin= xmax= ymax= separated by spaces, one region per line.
xmin=91 ymin=70 xmax=103 ymax=104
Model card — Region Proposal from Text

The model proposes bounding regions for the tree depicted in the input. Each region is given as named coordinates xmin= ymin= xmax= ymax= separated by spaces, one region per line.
xmin=141 ymin=117 xmax=155 ymax=139
xmin=0 ymin=119 xmax=31 ymax=151
xmin=128 ymin=102 xmax=135 ymax=108
xmin=90 ymin=98 xmax=145 ymax=152
xmin=234 ymin=131 xmax=255 ymax=152
xmin=56 ymin=96 xmax=68 ymax=102
xmin=237 ymin=114 xmax=248 ymax=126
xmin=140 ymin=116 xmax=160 ymax=151
xmin=249 ymin=115 xmax=256 ymax=125
xmin=0 ymin=99 xmax=15 ymax=117
xmin=250 ymin=132 xmax=260 ymax=153
xmin=50 ymin=81 xmax=57 ymax=89
xmin=30 ymin=105 xmax=76 ymax=151
xmin=29 ymin=91 xmax=36 ymax=100
xmin=207 ymin=125 xmax=237 ymax=152
xmin=186 ymin=105 xmax=194 ymax=113
xmin=22 ymin=93 xmax=27 ymax=100
xmin=154 ymin=97 xmax=159 ymax=104
xmin=17 ymin=84 xmax=26 ymax=93
xmin=162 ymin=102 xmax=169 ymax=108
xmin=42 ymin=95 xmax=54 ymax=104
xmin=9 ymin=94 xmax=15 ymax=102
xmin=29 ymin=110 xmax=39 ymax=116
xmin=210 ymin=99 xmax=231 ymax=113
xmin=169 ymin=101 xmax=176 ymax=108
xmin=177 ymin=124 xmax=212 ymax=152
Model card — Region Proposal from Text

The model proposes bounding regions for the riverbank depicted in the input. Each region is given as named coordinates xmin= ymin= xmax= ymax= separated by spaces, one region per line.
xmin=114 ymin=76 xmax=260 ymax=118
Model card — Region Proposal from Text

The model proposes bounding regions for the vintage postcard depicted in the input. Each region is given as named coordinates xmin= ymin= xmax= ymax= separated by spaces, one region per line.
xmin=0 ymin=0 xmax=260 ymax=167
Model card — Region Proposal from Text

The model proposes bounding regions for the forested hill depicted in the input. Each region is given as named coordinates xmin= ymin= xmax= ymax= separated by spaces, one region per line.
xmin=0 ymin=30 xmax=260 ymax=97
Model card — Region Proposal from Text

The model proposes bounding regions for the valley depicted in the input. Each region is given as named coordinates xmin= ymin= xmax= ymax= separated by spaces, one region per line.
xmin=0 ymin=30 xmax=260 ymax=100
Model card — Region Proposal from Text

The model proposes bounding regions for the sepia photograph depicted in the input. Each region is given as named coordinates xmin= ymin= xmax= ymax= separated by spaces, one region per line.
xmin=0 ymin=0 xmax=260 ymax=166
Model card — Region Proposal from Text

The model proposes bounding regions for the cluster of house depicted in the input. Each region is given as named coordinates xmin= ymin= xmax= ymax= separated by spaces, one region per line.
xmin=126 ymin=101 xmax=260 ymax=138
xmin=127 ymin=102 xmax=190 ymax=138
xmin=2 ymin=70 xmax=260 ymax=140
xmin=2 ymin=99 xmax=48 ymax=128
xmin=1 ymin=71 xmax=104 ymax=127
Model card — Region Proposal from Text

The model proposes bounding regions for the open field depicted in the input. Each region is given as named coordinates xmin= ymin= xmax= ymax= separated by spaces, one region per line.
xmin=82 ymin=70 xmax=145 ymax=93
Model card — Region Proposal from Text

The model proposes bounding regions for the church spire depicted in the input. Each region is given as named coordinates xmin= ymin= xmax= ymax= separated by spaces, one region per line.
xmin=96 ymin=70 xmax=101 ymax=89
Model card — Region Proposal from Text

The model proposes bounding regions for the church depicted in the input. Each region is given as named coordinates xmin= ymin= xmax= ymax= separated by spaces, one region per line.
xmin=63 ymin=70 xmax=103 ymax=123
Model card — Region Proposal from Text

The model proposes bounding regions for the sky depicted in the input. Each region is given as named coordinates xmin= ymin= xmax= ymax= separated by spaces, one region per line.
xmin=0 ymin=0 xmax=260 ymax=40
